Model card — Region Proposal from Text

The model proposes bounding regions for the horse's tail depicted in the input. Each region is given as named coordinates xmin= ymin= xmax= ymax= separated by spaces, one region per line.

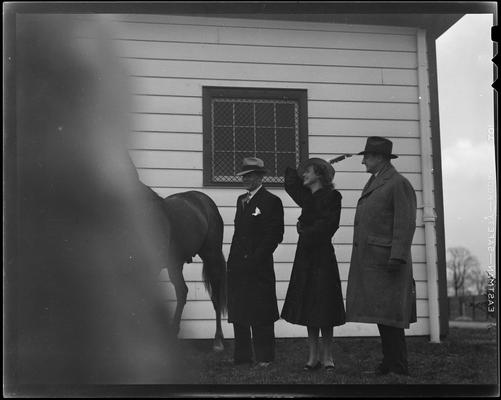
xmin=202 ymin=250 xmax=227 ymax=316
xmin=197 ymin=192 xmax=227 ymax=317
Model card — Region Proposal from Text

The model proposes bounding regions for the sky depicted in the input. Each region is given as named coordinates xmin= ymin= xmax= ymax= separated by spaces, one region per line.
xmin=436 ymin=14 xmax=496 ymax=274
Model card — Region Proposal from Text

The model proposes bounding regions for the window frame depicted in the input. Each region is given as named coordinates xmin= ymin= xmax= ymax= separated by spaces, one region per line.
xmin=202 ymin=86 xmax=309 ymax=187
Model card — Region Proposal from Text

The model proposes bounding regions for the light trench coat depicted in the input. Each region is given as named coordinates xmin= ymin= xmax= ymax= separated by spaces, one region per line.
xmin=346 ymin=162 xmax=417 ymax=329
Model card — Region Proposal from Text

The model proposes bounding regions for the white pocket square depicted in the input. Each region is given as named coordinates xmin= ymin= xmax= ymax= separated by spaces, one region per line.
xmin=252 ymin=207 xmax=261 ymax=216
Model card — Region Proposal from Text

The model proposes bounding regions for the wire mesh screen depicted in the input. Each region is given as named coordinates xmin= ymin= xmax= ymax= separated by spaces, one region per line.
xmin=211 ymin=98 xmax=300 ymax=184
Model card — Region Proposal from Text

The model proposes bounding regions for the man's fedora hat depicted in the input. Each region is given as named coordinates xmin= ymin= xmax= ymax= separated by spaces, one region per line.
xmin=357 ymin=136 xmax=398 ymax=159
xmin=236 ymin=157 xmax=267 ymax=176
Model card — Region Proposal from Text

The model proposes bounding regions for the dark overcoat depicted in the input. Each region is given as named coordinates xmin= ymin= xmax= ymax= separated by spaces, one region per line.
xmin=280 ymin=168 xmax=346 ymax=328
xmin=227 ymin=187 xmax=284 ymax=325
xmin=346 ymin=162 xmax=417 ymax=329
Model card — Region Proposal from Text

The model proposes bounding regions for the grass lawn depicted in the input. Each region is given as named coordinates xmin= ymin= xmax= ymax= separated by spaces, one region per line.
xmin=175 ymin=327 xmax=498 ymax=385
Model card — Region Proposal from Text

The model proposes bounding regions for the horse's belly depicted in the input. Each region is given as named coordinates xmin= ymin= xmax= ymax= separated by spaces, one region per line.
xmin=165 ymin=203 xmax=207 ymax=261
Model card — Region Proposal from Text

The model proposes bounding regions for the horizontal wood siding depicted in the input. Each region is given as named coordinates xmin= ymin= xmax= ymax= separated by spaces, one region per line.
xmin=108 ymin=15 xmax=429 ymax=338
xmin=169 ymin=242 xmax=427 ymax=265
xmin=136 ymin=169 xmax=424 ymax=190
xmin=149 ymin=187 xmax=425 ymax=208
xmin=124 ymin=59 xmax=417 ymax=85
xmin=129 ymin=132 xmax=422 ymax=154
xmin=131 ymin=150 xmax=423 ymax=172
xmin=159 ymin=260 xmax=428 ymax=283
xmin=109 ymin=14 xmax=418 ymax=35
xmin=119 ymin=42 xmax=418 ymax=69
xmin=129 ymin=78 xmax=419 ymax=103
xmin=130 ymin=96 xmax=420 ymax=120
xmin=162 ymin=299 xmax=430 ymax=322
xmin=130 ymin=115 xmax=421 ymax=136
xmin=159 ymin=277 xmax=429 ymax=297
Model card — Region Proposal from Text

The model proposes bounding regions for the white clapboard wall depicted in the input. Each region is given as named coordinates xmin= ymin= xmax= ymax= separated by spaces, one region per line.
xmin=106 ymin=14 xmax=434 ymax=338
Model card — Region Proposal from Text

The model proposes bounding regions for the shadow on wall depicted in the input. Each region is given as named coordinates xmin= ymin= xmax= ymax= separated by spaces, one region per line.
xmin=7 ymin=14 xmax=183 ymax=385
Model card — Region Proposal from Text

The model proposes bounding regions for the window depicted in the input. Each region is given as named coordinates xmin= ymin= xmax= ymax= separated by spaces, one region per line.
xmin=203 ymin=87 xmax=308 ymax=186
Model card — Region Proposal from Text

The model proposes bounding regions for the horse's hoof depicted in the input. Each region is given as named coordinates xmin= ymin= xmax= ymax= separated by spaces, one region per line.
xmin=171 ymin=325 xmax=181 ymax=337
xmin=213 ymin=344 xmax=224 ymax=352
xmin=213 ymin=339 xmax=224 ymax=352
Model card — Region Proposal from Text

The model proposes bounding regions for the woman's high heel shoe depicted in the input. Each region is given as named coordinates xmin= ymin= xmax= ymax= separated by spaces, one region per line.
xmin=303 ymin=361 xmax=322 ymax=371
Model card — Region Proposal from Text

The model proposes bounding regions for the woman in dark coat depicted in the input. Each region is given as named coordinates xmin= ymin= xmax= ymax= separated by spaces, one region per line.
xmin=281 ymin=158 xmax=346 ymax=371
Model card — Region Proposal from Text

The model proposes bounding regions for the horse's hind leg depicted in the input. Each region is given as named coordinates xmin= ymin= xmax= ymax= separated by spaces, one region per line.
xmin=211 ymin=278 xmax=224 ymax=352
xmin=168 ymin=265 xmax=188 ymax=337
xmin=201 ymin=251 xmax=226 ymax=352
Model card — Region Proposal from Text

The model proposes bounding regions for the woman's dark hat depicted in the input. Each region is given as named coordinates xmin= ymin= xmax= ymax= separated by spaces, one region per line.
xmin=357 ymin=136 xmax=398 ymax=159
xmin=304 ymin=157 xmax=335 ymax=182
xmin=236 ymin=157 xmax=267 ymax=176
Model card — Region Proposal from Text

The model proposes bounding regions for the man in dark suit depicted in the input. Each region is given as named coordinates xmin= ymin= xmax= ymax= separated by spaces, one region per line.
xmin=227 ymin=157 xmax=284 ymax=367
xmin=346 ymin=136 xmax=417 ymax=376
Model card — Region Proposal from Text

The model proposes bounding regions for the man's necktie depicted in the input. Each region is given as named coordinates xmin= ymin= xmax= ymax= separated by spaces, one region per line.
xmin=242 ymin=192 xmax=251 ymax=208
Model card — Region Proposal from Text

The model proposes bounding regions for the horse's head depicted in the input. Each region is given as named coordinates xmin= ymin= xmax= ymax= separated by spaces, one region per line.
xmin=17 ymin=14 xmax=138 ymax=202
xmin=13 ymin=14 xmax=181 ymax=385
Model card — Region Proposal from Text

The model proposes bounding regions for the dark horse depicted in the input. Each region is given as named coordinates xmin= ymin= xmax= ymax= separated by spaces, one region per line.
xmin=145 ymin=186 xmax=227 ymax=351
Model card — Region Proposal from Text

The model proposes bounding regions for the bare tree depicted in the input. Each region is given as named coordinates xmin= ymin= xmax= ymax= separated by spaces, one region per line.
xmin=468 ymin=263 xmax=488 ymax=295
xmin=446 ymin=247 xmax=480 ymax=297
